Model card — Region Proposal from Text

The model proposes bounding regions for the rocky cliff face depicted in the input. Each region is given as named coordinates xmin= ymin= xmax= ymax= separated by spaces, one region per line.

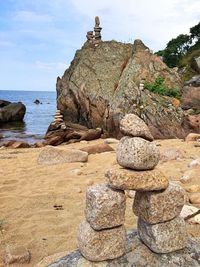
xmin=56 ymin=39 xmax=186 ymax=139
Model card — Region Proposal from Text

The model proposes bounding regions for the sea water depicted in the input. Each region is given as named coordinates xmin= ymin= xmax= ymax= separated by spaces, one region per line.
xmin=0 ymin=90 xmax=56 ymax=143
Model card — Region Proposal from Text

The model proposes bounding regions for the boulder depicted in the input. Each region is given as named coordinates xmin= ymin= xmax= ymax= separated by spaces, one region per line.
xmin=181 ymin=86 xmax=200 ymax=112
xmin=37 ymin=146 xmax=88 ymax=165
xmin=180 ymin=204 xmax=200 ymax=224
xmin=185 ymin=133 xmax=200 ymax=142
xmin=184 ymin=114 xmax=200 ymax=133
xmin=105 ymin=165 xmax=168 ymax=191
xmin=45 ymin=122 xmax=102 ymax=145
xmin=55 ymin=39 xmax=187 ymax=139
xmin=119 ymin=113 xmax=153 ymax=141
xmin=43 ymin=230 xmax=200 ymax=267
xmin=85 ymin=184 xmax=126 ymax=230
xmin=138 ymin=217 xmax=187 ymax=253
xmin=80 ymin=143 xmax=114 ymax=154
xmin=185 ymin=75 xmax=200 ymax=87
xmin=0 ymin=100 xmax=11 ymax=108
xmin=0 ymin=102 xmax=26 ymax=123
xmin=34 ymin=99 xmax=42 ymax=104
xmin=116 ymin=137 xmax=160 ymax=170
xmin=133 ymin=183 xmax=185 ymax=224
xmin=189 ymin=193 xmax=200 ymax=205
xmin=11 ymin=141 xmax=30 ymax=149
xmin=77 ymin=221 xmax=126 ymax=262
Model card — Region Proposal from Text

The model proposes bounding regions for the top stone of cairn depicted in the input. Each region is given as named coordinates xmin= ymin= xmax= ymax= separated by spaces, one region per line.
xmin=120 ymin=114 xmax=154 ymax=141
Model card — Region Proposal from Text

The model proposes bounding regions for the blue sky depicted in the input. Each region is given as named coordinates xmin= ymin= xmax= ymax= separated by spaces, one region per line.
xmin=0 ymin=0 xmax=199 ymax=91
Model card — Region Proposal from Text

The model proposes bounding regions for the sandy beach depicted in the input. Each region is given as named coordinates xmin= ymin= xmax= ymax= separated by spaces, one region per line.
xmin=0 ymin=138 xmax=200 ymax=266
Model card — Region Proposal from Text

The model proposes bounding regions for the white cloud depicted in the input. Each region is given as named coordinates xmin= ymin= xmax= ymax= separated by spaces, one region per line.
xmin=69 ymin=0 xmax=200 ymax=50
xmin=35 ymin=61 xmax=68 ymax=72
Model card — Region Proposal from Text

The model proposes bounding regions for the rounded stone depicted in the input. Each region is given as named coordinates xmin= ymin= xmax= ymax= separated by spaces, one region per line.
xmin=116 ymin=137 xmax=160 ymax=170
xmin=120 ymin=113 xmax=154 ymax=141
xmin=105 ymin=165 xmax=168 ymax=191
xmin=133 ymin=182 xmax=185 ymax=224
xmin=77 ymin=221 xmax=126 ymax=262
xmin=85 ymin=184 xmax=126 ymax=230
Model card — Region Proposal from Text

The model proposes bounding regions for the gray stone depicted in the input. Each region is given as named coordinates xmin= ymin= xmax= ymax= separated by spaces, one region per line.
xmin=37 ymin=146 xmax=88 ymax=165
xmin=106 ymin=165 xmax=168 ymax=191
xmin=133 ymin=182 xmax=185 ymax=224
xmin=46 ymin=230 xmax=200 ymax=267
xmin=85 ymin=184 xmax=126 ymax=230
xmin=120 ymin=113 xmax=153 ymax=141
xmin=77 ymin=221 xmax=126 ymax=262
xmin=138 ymin=217 xmax=187 ymax=254
xmin=116 ymin=137 xmax=160 ymax=170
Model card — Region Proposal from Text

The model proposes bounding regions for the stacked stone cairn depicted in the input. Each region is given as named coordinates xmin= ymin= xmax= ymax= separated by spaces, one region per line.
xmin=86 ymin=31 xmax=94 ymax=42
xmin=86 ymin=16 xmax=102 ymax=43
xmin=52 ymin=110 xmax=63 ymax=124
xmin=106 ymin=113 xmax=187 ymax=254
xmin=77 ymin=113 xmax=187 ymax=262
xmin=94 ymin=16 xmax=102 ymax=40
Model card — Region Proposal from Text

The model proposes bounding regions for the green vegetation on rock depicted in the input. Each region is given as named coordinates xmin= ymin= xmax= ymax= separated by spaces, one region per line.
xmin=144 ymin=76 xmax=181 ymax=99
xmin=155 ymin=22 xmax=200 ymax=79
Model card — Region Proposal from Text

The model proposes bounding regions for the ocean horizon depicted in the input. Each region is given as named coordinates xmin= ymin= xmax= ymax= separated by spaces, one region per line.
xmin=0 ymin=90 xmax=56 ymax=143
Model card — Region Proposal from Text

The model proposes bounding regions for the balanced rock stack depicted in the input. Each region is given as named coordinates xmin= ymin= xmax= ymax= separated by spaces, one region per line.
xmin=77 ymin=184 xmax=127 ymax=261
xmin=94 ymin=16 xmax=102 ymax=40
xmin=52 ymin=110 xmax=63 ymax=124
xmin=86 ymin=31 xmax=94 ymax=42
xmin=77 ymin=114 xmax=187 ymax=263
xmin=106 ymin=113 xmax=187 ymax=254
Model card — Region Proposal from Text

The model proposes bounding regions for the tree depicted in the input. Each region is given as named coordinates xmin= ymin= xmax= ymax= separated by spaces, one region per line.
xmin=190 ymin=22 xmax=200 ymax=41
xmin=163 ymin=34 xmax=191 ymax=67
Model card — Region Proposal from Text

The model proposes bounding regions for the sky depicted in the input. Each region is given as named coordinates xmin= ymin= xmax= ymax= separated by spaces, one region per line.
xmin=0 ymin=0 xmax=199 ymax=91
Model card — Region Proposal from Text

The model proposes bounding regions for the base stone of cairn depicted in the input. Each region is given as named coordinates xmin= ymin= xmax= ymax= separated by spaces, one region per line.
xmin=77 ymin=184 xmax=126 ymax=261
xmin=138 ymin=217 xmax=187 ymax=253
xmin=85 ymin=184 xmax=126 ymax=230
xmin=77 ymin=221 xmax=126 ymax=262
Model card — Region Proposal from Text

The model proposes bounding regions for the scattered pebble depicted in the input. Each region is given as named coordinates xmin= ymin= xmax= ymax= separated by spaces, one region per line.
xmin=188 ymin=159 xmax=200 ymax=168
xmin=104 ymin=138 xmax=119 ymax=144
xmin=180 ymin=170 xmax=194 ymax=184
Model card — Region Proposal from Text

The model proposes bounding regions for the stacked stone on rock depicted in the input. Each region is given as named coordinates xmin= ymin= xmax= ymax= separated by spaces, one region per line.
xmin=94 ymin=16 xmax=102 ymax=41
xmin=77 ymin=184 xmax=127 ymax=261
xmin=86 ymin=31 xmax=94 ymax=42
xmin=52 ymin=109 xmax=63 ymax=124
xmin=85 ymin=16 xmax=102 ymax=43
xmin=106 ymin=113 xmax=187 ymax=254
xmin=77 ymin=113 xmax=187 ymax=263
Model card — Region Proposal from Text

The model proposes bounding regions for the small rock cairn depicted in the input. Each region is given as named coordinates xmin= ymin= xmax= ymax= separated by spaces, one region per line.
xmin=52 ymin=110 xmax=63 ymax=124
xmin=77 ymin=113 xmax=187 ymax=262
xmin=86 ymin=16 xmax=102 ymax=43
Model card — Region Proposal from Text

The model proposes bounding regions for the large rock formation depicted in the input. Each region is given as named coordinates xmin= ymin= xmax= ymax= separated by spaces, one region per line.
xmin=56 ymin=38 xmax=187 ymax=139
xmin=0 ymin=100 xmax=26 ymax=124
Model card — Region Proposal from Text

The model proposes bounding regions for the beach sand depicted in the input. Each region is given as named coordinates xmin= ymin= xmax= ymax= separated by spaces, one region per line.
xmin=0 ymin=139 xmax=200 ymax=266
